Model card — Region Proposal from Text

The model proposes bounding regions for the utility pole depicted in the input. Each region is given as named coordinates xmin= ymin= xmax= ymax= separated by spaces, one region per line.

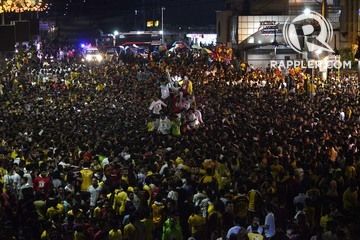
xmin=321 ymin=0 xmax=328 ymax=83
xmin=321 ymin=0 xmax=328 ymax=19
xmin=161 ymin=6 xmax=165 ymax=44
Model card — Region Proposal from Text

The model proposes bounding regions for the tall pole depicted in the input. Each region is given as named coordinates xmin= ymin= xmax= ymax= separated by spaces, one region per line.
xmin=135 ymin=10 xmax=139 ymax=30
xmin=357 ymin=37 xmax=360 ymax=84
xmin=321 ymin=0 xmax=328 ymax=19
xmin=161 ymin=7 xmax=165 ymax=44
xmin=1 ymin=12 xmax=4 ymax=25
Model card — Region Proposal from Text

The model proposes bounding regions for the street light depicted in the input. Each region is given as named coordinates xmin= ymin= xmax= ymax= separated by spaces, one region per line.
xmin=161 ymin=7 xmax=166 ymax=44
xmin=315 ymin=49 xmax=323 ymax=55
xmin=113 ymin=30 xmax=119 ymax=36
xmin=304 ymin=8 xmax=311 ymax=15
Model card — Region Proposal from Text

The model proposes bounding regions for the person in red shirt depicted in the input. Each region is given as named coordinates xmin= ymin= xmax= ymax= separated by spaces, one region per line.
xmin=33 ymin=170 xmax=52 ymax=196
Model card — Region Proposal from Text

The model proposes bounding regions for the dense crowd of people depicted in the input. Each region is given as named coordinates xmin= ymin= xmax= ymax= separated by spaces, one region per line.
xmin=0 ymin=42 xmax=359 ymax=240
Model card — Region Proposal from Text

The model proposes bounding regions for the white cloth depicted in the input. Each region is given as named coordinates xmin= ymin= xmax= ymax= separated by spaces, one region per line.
xmin=226 ymin=226 xmax=242 ymax=239
xmin=264 ymin=212 xmax=276 ymax=238
xmin=149 ymin=100 xmax=167 ymax=115
xmin=11 ymin=172 xmax=21 ymax=190
xmin=158 ymin=117 xmax=171 ymax=135
xmin=88 ymin=184 xmax=102 ymax=207
xmin=121 ymin=151 xmax=131 ymax=161
xmin=160 ymin=84 xmax=170 ymax=99
xmin=195 ymin=110 xmax=203 ymax=124
xmin=167 ymin=190 xmax=178 ymax=201
xmin=339 ymin=111 xmax=345 ymax=121
xmin=23 ymin=173 xmax=33 ymax=187
xmin=159 ymin=163 xmax=169 ymax=175
xmin=193 ymin=192 xmax=207 ymax=206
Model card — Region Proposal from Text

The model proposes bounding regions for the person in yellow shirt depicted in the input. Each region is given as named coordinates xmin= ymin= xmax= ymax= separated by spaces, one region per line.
xmin=188 ymin=206 xmax=205 ymax=239
xmin=343 ymin=181 xmax=358 ymax=213
xmin=346 ymin=106 xmax=352 ymax=119
xmin=46 ymin=199 xmax=64 ymax=220
xmin=328 ymin=145 xmax=338 ymax=163
xmin=308 ymin=81 xmax=316 ymax=98
xmin=79 ymin=163 xmax=93 ymax=192
xmin=152 ymin=196 xmax=165 ymax=239
xmin=67 ymin=205 xmax=84 ymax=220
xmin=109 ymin=222 xmax=123 ymax=240
xmin=123 ymin=215 xmax=137 ymax=240
xmin=215 ymin=160 xmax=230 ymax=190
xmin=0 ymin=165 xmax=7 ymax=184
xmin=345 ymin=159 xmax=357 ymax=180
xmin=270 ymin=158 xmax=284 ymax=181
xmin=248 ymin=188 xmax=262 ymax=221
xmin=181 ymin=77 xmax=193 ymax=96
xmin=112 ymin=190 xmax=128 ymax=216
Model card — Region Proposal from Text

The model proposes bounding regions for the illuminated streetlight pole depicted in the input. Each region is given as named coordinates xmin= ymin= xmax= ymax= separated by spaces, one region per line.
xmin=161 ymin=6 xmax=165 ymax=44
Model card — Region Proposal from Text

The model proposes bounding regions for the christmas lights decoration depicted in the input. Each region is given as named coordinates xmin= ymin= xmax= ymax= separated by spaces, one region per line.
xmin=0 ymin=0 xmax=47 ymax=14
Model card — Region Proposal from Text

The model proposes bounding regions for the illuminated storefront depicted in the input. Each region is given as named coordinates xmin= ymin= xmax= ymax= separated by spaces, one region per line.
xmin=217 ymin=0 xmax=360 ymax=61
xmin=217 ymin=0 xmax=357 ymax=66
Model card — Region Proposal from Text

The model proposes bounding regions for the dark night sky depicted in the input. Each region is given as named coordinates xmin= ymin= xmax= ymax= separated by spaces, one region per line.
xmin=48 ymin=0 xmax=225 ymax=26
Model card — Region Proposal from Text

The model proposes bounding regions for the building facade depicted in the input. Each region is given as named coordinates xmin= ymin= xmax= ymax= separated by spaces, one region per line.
xmin=217 ymin=0 xmax=360 ymax=66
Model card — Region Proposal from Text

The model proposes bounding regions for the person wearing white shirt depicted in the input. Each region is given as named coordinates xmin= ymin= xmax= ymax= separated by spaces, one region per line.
xmin=21 ymin=165 xmax=33 ymax=186
xmin=160 ymin=83 xmax=170 ymax=99
xmin=159 ymin=162 xmax=169 ymax=175
xmin=149 ymin=99 xmax=167 ymax=115
xmin=11 ymin=170 xmax=21 ymax=190
xmin=264 ymin=206 xmax=276 ymax=239
xmin=88 ymin=178 xmax=102 ymax=208
xmin=158 ymin=116 xmax=171 ymax=135
xmin=339 ymin=110 xmax=345 ymax=121
xmin=0 ymin=83 xmax=4 ymax=96
xmin=193 ymin=189 xmax=207 ymax=207
xmin=247 ymin=217 xmax=264 ymax=235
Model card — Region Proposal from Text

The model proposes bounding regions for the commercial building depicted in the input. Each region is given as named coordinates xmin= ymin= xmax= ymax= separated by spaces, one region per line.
xmin=217 ymin=0 xmax=360 ymax=67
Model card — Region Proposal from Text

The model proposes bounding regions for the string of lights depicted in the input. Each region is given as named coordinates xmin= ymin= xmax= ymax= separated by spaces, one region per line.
xmin=0 ymin=0 xmax=48 ymax=14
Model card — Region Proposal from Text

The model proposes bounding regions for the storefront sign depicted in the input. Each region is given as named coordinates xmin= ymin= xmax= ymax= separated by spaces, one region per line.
xmin=260 ymin=21 xmax=280 ymax=35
